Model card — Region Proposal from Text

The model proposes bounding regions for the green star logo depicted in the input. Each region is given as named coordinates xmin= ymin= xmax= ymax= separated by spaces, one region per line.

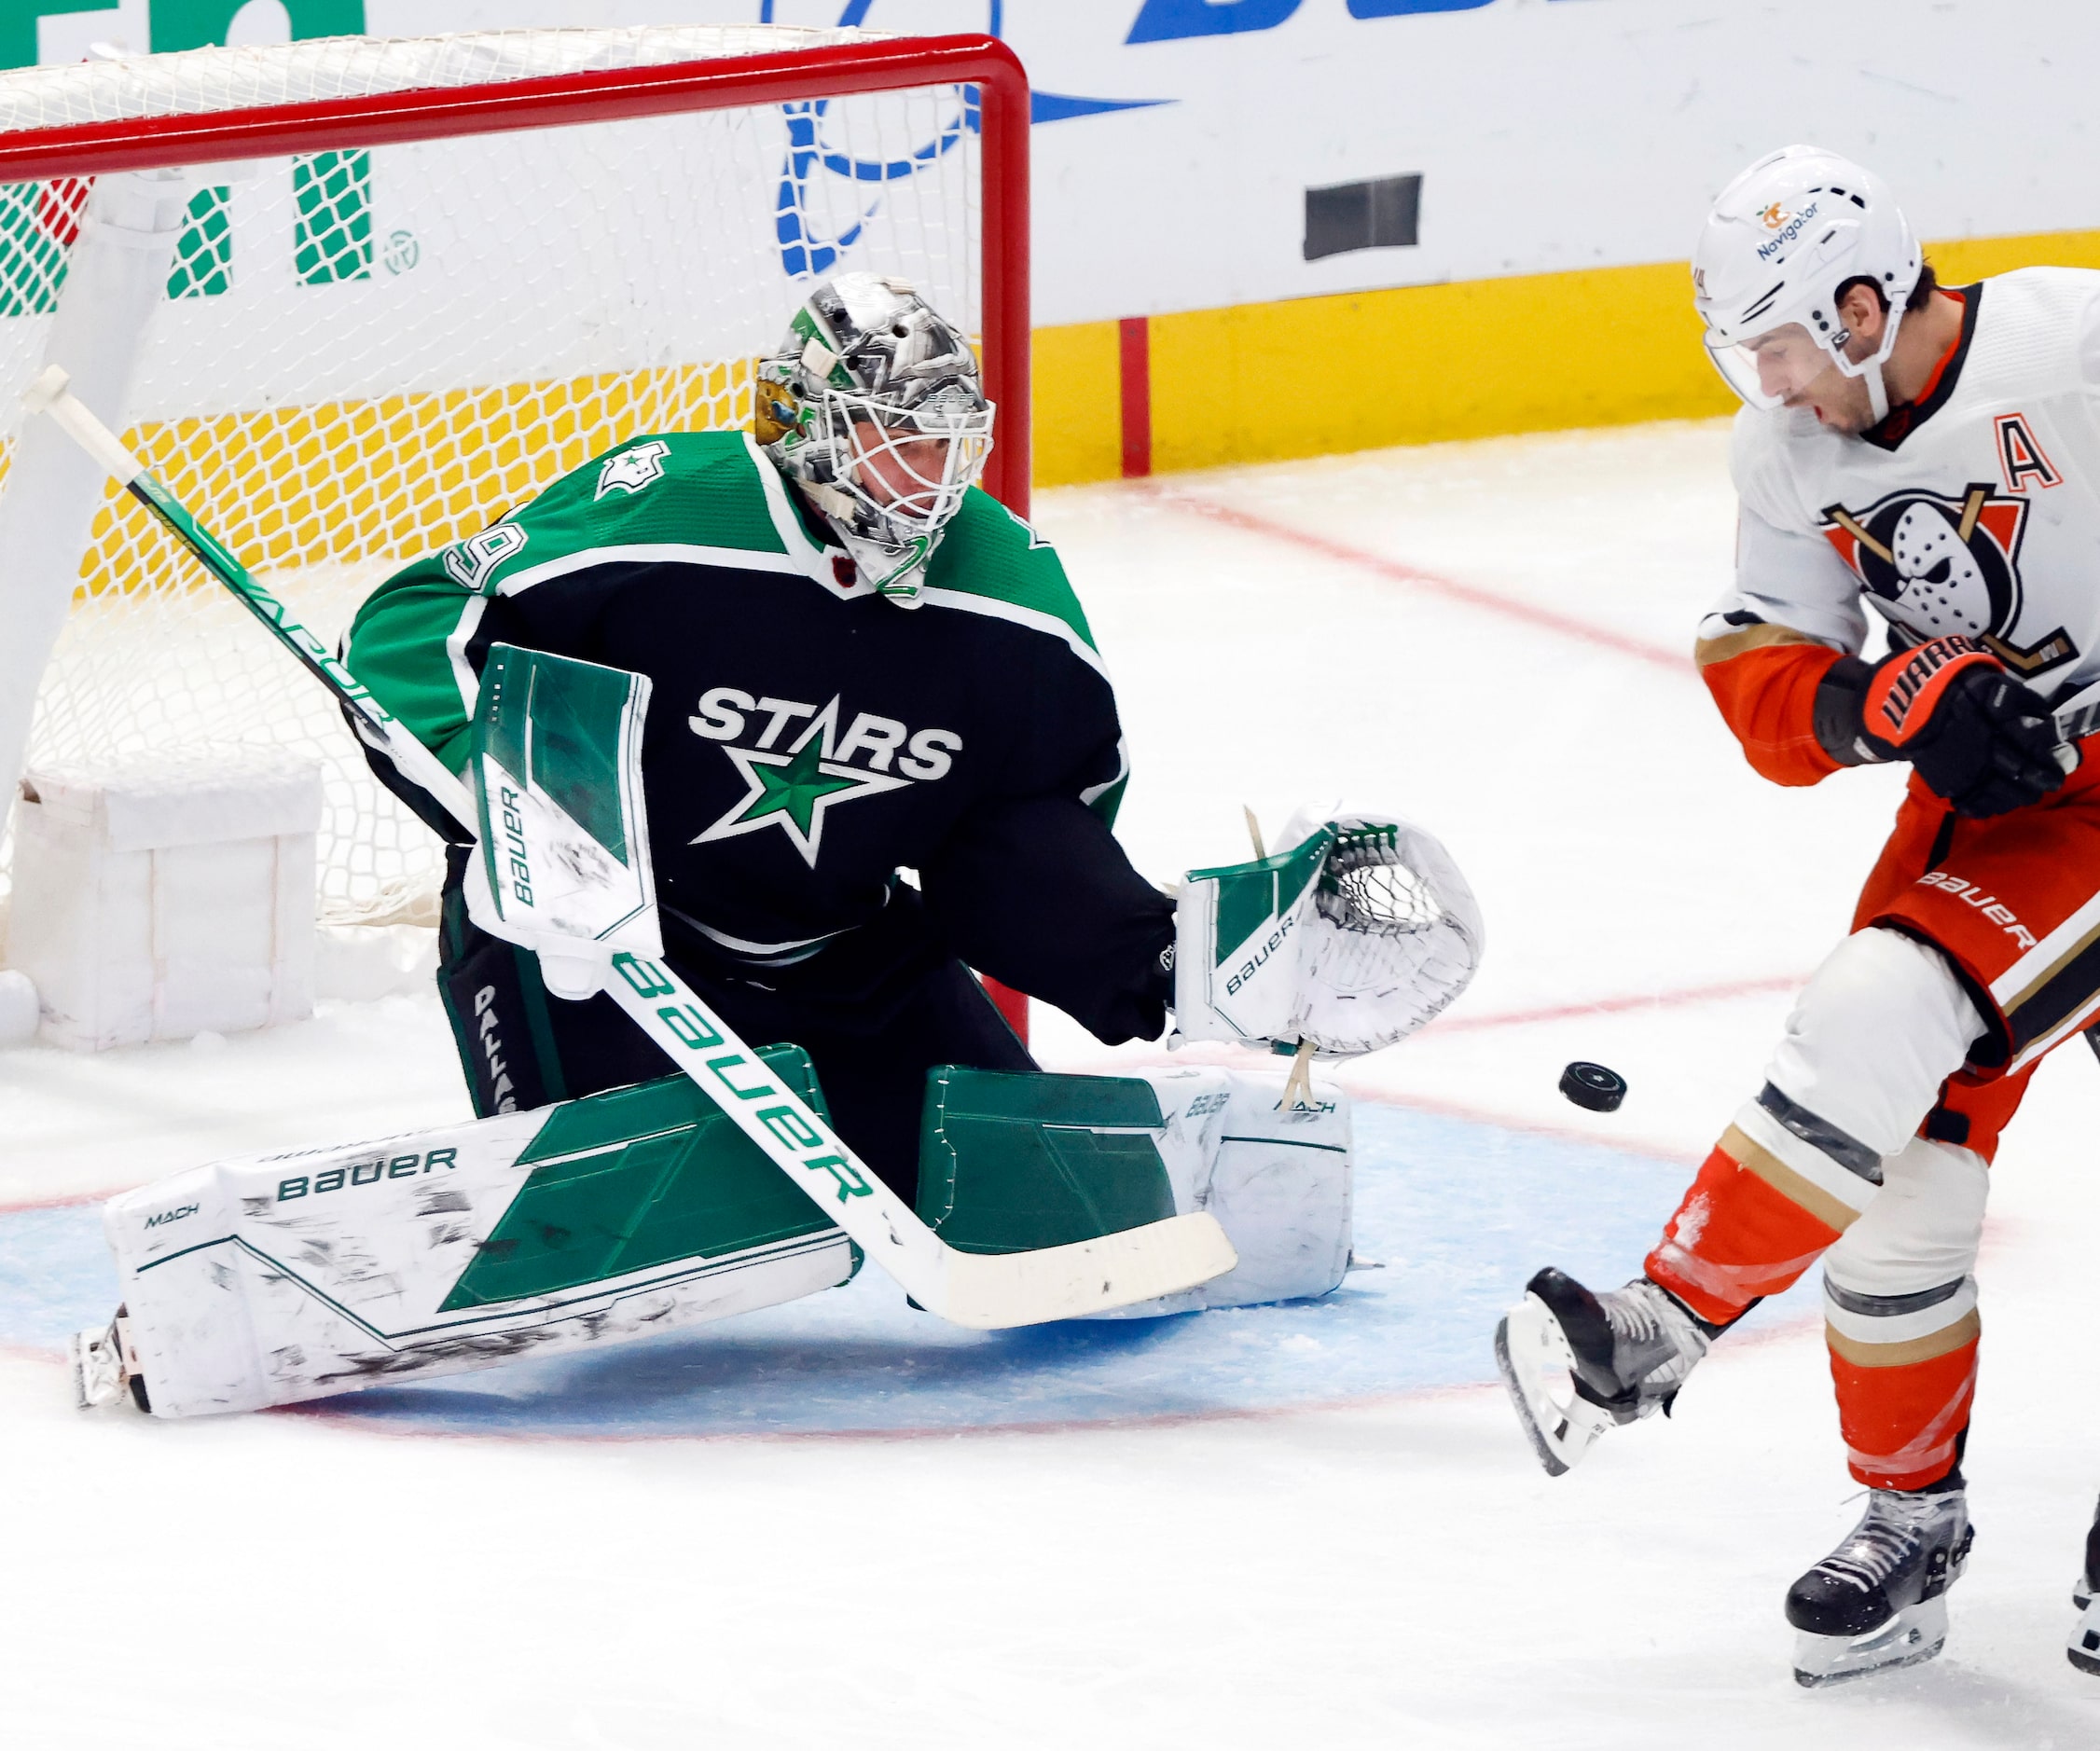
xmin=692 ymin=700 xmax=909 ymax=867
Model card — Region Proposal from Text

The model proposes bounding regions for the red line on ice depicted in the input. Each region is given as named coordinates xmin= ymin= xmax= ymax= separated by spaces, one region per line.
xmin=1152 ymin=489 xmax=1693 ymax=675
xmin=1428 ymin=973 xmax=1803 ymax=1034
xmin=1352 ymin=1086 xmax=1697 ymax=1166
xmin=0 ymin=1183 xmax=137 ymax=1214
xmin=0 ymin=976 xmax=1799 ymax=1214
xmin=1065 ymin=970 xmax=1815 ymax=1165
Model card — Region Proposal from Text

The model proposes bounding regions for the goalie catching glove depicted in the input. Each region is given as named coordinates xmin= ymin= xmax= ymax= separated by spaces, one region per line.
xmin=1173 ymin=811 xmax=1483 ymax=1057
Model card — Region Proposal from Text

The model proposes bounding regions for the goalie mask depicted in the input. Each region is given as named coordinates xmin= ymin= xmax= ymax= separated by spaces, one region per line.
xmin=1692 ymin=145 xmax=1921 ymax=425
xmin=754 ymin=273 xmax=994 ymax=606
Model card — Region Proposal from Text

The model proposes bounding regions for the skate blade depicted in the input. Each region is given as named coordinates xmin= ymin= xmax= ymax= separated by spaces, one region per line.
xmin=2067 ymin=1595 xmax=2100 ymax=1675
xmin=1792 ymin=1596 xmax=1947 ymax=1688
xmin=69 ymin=1323 xmax=124 ymax=1410
xmin=1495 ymin=1293 xmax=1611 ymax=1478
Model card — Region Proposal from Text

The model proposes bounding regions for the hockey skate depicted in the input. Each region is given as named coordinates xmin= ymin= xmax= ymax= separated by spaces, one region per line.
xmin=2067 ymin=1495 xmax=2100 ymax=1674
xmin=69 ymin=1306 xmax=147 ymax=1413
xmin=1493 ymin=1268 xmax=1710 ymax=1476
xmin=1788 ymin=1487 xmax=1972 ymax=1687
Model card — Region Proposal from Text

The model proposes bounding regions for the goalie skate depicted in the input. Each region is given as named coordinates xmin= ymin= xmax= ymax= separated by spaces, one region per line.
xmin=1788 ymin=1488 xmax=1971 ymax=1688
xmin=1493 ymin=1268 xmax=1709 ymax=1476
xmin=2068 ymin=1596 xmax=2100 ymax=1676
xmin=69 ymin=1307 xmax=145 ymax=1413
xmin=2067 ymin=1495 xmax=2100 ymax=1674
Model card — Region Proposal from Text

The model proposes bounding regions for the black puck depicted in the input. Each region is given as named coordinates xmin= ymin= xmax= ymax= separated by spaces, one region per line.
xmin=1560 ymin=1061 xmax=1626 ymax=1113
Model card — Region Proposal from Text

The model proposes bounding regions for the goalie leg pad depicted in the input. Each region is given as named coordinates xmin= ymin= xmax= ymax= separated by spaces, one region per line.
xmin=100 ymin=1050 xmax=852 ymax=1417
xmin=915 ymin=1066 xmax=1191 ymax=1254
xmin=1198 ymin=1069 xmax=1353 ymax=1307
xmin=914 ymin=1065 xmax=1349 ymax=1318
xmin=1097 ymin=1068 xmax=1352 ymax=1317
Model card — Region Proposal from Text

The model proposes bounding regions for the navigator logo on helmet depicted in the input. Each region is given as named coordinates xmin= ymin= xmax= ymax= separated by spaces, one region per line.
xmin=1692 ymin=145 xmax=1922 ymax=425
xmin=753 ymin=272 xmax=994 ymax=608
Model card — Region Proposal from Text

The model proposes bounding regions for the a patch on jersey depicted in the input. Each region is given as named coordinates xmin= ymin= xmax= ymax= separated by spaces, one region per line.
xmin=442 ymin=523 xmax=528 ymax=594
xmin=595 ymin=441 xmax=670 ymax=499
xmin=686 ymin=690 xmax=962 ymax=867
xmin=1993 ymin=414 xmax=2062 ymax=493
xmin=1818 ymin=482 xmax=2077 ymax=678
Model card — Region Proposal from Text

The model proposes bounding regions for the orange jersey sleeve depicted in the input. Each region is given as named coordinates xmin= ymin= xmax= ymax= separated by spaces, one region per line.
xmin=1694 ymin=623 xmax=1844 ymax=787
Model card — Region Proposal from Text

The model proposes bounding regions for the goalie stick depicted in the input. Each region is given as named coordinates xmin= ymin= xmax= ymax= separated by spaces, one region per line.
xmin=24 ymin=365 xmax=1236 ymax=1330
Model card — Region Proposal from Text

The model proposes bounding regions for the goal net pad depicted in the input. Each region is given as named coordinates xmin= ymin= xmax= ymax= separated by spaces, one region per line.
xmin=0 ymin=25 xmax=1025 ymax=932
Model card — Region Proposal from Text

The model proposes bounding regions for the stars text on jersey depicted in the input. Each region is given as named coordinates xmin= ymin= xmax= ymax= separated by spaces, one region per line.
xmin=687 ymin=687 xmax=961 ymax=866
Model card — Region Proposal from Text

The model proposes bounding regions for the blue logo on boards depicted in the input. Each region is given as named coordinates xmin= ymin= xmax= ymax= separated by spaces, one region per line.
xmin=774 ymin=92 xmax=975 ymax=281
xmin=1126 ymin=0 xmax=1587 ymax=41
xmin=764 ymin=1 xmax=1167 ymax=281
xmin=763 ymin=0 xmax=1596 ymax=278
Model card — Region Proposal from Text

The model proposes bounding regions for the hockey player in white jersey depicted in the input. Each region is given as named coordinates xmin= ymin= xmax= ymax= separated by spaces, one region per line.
xmin=1497 ymin=144 xmax=2100 ymax=1684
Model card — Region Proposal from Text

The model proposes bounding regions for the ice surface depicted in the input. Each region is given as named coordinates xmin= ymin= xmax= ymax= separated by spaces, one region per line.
xmin=5 ymin=421 xmax=2098 ymax=1747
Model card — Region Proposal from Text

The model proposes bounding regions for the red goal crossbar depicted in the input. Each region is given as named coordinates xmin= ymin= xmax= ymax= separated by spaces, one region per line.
xmin=0 ymin=33 xmax=1032 ymax=514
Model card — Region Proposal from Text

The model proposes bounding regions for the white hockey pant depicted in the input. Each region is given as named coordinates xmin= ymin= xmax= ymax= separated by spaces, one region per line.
xmin=1653 ymin=927 xmax=1993 ymax=1488
xmin=1763 ymin=927 xmax=1991 ymax=1345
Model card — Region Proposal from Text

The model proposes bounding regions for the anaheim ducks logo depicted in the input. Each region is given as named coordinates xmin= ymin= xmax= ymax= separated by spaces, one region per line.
xmin=1818 ymin=482 xmax=2077 ymax=677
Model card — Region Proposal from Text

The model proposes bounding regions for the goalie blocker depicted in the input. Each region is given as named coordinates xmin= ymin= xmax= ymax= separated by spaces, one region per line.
xmin=79 ymin=1058 xmax=1352 ymax=1417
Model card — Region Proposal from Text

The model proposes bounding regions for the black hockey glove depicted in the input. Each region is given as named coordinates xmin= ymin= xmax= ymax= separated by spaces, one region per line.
xmin=1814 ymin=635 xmax=2069 ymax=820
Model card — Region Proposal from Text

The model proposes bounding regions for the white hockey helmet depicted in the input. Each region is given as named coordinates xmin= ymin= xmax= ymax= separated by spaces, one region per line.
xmin=1692 ymin=145 xmax=1922 ymax=421
xmin=754 ymin=272 xmax=994 ymax=606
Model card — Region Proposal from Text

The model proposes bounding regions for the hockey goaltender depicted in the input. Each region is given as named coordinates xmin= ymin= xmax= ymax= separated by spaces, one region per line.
xmin=72 ymin=275 xmax=1482 ymax=1446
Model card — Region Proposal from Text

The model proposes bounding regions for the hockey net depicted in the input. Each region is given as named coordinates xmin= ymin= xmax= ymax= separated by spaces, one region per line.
xmin=0 ymin=26 xmax=1020 ymax=928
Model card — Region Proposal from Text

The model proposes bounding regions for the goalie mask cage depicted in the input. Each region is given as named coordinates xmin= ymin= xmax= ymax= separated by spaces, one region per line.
xmin=0 ymin=26 xmax=1028 ymax=929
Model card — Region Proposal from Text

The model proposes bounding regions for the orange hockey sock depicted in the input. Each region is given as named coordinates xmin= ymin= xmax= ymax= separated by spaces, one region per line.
xmin=1827 ymin=1325 xmax=1981 ymax=1492
xmin=1643 ymin=1135 xmax=1846 ymax=1328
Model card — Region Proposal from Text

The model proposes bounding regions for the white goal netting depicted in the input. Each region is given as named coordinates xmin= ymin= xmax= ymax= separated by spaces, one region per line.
xmin=0 ymin=25 xmax=985 ymax=925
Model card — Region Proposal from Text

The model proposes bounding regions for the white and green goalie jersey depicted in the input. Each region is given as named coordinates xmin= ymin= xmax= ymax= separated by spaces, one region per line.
xmin=349 ymin=432 xmax=1171 ymax=1040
